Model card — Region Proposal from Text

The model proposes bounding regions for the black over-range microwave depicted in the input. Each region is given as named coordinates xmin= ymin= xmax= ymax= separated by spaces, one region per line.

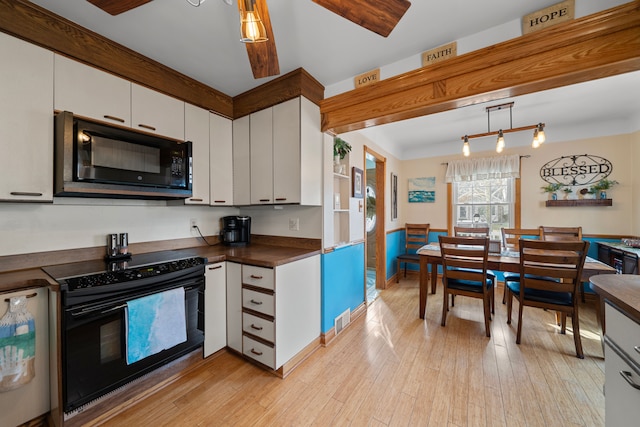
xmin=54 ymin=111 xmax=192 ymax=199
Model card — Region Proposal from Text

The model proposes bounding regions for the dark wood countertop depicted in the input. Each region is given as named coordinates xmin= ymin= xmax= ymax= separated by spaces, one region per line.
xmin=0 ymin=243 xmax=321 ymax=294
xmin=589 ymin=274 xmax=640 ymax=324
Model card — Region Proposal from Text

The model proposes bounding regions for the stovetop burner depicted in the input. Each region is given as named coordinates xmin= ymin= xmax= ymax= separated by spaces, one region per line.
xmin=42 ymin=251 xmax=207 ymax=304
xmin=64 ymin=257 xmax=204 ymax=292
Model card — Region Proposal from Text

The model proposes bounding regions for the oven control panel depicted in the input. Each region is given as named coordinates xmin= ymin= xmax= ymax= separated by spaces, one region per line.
xmin=64 ymin=257 xmax=205 ymax=292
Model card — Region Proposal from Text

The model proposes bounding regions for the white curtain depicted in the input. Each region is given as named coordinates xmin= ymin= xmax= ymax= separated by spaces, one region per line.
xmin=445 ymin=154 xmax=520 ymax=182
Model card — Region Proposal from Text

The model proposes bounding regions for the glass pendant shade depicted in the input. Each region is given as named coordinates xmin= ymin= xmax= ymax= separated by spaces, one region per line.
xmin=240 ymin=0 xmax=268 ymax=43
xmin=496 ymin=130 xmax=505 ymax=153
xmin=536 ymin=123 xmax=546 ymax=143
xmin=532 ymin=129 xmax=540 ymax=148
xmin=462 ymin=136 xmax=470 ymax=157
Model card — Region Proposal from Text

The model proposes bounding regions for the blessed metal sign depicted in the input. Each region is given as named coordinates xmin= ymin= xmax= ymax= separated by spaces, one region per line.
xmin=540 ymin=154 xmax=612 ymax=186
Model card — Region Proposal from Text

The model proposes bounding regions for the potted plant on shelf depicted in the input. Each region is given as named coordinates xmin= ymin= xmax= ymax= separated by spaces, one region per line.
xmin=541 ymin=183 xmax=563 ymax=200
xmin=333 ymin=137 xmax=351 ymax=174
xmin=562 ymin=187 xmax=573 ymax=200
xmin=590 ymin=178 xmax=619 ymax=199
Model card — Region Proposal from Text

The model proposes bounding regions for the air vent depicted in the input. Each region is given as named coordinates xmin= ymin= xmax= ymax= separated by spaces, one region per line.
xmin=334 ymin=308 xmax=351 ymax=335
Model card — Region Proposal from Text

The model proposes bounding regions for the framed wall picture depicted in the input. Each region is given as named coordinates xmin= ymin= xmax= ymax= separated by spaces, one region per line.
xmin=408 ymin=177 xmax=436 ymax=203
xmin=352 ymin=167 xmax=364 ymax=198
xmin=391 ymin=173 xmax=398 ymax=220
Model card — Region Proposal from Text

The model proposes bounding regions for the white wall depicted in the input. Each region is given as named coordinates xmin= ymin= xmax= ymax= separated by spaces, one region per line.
xmin=238 ymin=205 xmax=323 ymax=239
xmin=397 ymin=131 xmax=639 ymax=235
xmin=0 ymin=200 xmax=238 ymax=257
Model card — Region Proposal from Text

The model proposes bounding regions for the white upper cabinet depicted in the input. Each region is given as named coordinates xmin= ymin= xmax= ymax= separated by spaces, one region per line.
xmin=210 ymin=113 xmax=234 ymax=206
xmin=273 ymin=98 xmax=300 ymax=204
xmin=54 ymin=54 xmax=131 ymax=126
xmin=232 ymin=115 xmax=251 ymax=206
xmin=237 ymin=96 xmax=322 ymax=206
xmin=0 ymin=33 xmax=54 ymax=202
xmin=250 ymin=107 xmax=274 ymax=204
xmin=131 ymin=83 xmax=185 ymax=140
xmin=184 ymin=103 xmax=210 ymax=205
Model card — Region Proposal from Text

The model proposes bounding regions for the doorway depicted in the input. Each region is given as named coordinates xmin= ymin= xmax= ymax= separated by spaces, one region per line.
xmin=364 ymin=148 xmax=386 ymax=303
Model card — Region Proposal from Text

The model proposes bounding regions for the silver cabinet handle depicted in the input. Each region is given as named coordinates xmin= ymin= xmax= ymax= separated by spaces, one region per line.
xmin=620 ymin=371 xmax=640 ymax=390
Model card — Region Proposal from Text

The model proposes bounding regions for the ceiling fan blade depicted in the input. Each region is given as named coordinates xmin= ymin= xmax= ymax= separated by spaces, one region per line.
xmin=237 ymin=0 xmax=280 ymax=79
xmin=87 ymin=0 xmax=152 ymax=16
xmin=312 ymin=0 xmax=411 ymax=37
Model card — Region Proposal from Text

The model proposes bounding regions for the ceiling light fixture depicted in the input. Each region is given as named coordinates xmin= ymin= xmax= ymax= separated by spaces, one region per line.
xmin=462 ymin=135 xmax=470 ymax=157
xmin=239 ymin=0 xmax=268 ymax=43
xmin=460 ymin=102 xmax=546 ymax=155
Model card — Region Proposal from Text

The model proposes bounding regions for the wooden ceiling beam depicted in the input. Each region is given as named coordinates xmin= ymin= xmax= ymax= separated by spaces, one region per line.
xmin=86 ymin=0 xmax=152 ymax=16
xmin=312 ymin=0 xmax=411 ymax=37
xmin=320 ymin=2 xmax=640 ymax=135
xmin=238 ymin=0 xmax=280 ymax=79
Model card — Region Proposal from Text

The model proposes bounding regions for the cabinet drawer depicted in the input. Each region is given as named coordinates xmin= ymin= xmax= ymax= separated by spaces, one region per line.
xmin=242 ymin=288 xmax=275 ymax=317
xmin=243 ymin=312 xmax=275 ymax=343
xmin=243 ymin=335 xmax=275 ymax=369
xmin=242 ymin=265 xmax=274 ymax=290
xmin=606 ymin=303 xmax=640 ymax=367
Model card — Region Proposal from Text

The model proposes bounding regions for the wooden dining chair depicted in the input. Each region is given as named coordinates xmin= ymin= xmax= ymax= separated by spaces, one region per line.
xmin=540 ymin=226 xmax=582 ymax=241
xmin=454 ymin=226 xmax=490 ymax=238
xmin=396 ymin=223 xmax=430 ymax=283
xmin=540 ymin=226 xmax=587 ymax=302
xmin=506 ymin=239 xmax=590 ymax=358
xmin=500 ymin=227 xmax=542 ymax=303
xmin=448 ymin=225 xmax=496 ymax=298
xmin=439 ymin=235 xmax=494 ymax=337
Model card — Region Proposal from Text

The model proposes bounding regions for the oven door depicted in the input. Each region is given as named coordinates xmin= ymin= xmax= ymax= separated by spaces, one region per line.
xmin=62 ymin=283 xmax=203 ymax=413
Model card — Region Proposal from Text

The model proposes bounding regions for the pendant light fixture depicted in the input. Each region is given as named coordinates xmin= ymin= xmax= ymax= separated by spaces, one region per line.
xmin=496 ymin=130 xmax=505 ymax=153
xmin=462 ymin=135 xmax=470 ymax=157
xmin=239 ymin=0 xmax=268 ymax=43
xmin=460 ymin=102 xmax=546 ymax=156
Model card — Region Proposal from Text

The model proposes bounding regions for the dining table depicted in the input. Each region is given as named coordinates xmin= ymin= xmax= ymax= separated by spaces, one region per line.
xmin=417 ymin=243 xmax=617 ymax=319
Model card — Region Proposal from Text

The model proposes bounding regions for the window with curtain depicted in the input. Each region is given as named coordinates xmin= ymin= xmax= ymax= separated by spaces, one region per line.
xmin=446 ymin=155 xmax=520 ymax=240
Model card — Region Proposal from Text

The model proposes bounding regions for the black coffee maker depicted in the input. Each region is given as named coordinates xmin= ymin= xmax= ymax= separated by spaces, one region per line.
xmin=220 ymin=215 xmax=251 ymax=246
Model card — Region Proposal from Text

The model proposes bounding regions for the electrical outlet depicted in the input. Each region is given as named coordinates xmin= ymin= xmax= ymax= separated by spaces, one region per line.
xmin=190 ymin=218 xmax=197 ymax=230
xmin=289 ymin=217 xmax=300 ymax=231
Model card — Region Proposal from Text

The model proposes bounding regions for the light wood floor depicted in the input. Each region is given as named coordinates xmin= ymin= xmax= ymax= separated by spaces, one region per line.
xmin=97 ymin=279 xmax=605 ymax=427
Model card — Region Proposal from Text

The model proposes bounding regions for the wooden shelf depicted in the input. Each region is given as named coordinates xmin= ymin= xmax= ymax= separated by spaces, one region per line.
xmin=545 ymin=198 xmax=612 ymax=207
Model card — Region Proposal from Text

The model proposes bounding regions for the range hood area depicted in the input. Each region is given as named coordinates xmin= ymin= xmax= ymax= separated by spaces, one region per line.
xmin=54 ymin=111 xmax=193 ymax=200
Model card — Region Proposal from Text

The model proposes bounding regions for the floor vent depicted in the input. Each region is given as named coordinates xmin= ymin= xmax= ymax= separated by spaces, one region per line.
xmin=334 ymin=308 xmax=351 ymax=335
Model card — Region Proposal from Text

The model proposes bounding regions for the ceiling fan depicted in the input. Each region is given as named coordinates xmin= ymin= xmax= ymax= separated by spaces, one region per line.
xmin=86 ymin=0 xmax=411 ymax=79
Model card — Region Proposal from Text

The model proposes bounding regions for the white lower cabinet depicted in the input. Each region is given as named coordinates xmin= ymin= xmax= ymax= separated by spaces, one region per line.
xmin=226 ymin=262 xmax=243 ymax=352
xmin=228 ymin=256 xmax=320 ymax=371
xmin=604 ymin=302 xmax=640 ymax=425
xmin=204 ymin=262 xmax=227 ymax=357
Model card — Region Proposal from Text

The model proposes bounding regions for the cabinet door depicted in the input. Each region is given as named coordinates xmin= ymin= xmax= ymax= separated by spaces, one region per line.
xmin=184 ymin=104 xmax=210 ymax=205
xmin=273 ymin=98 xmax=301 ymax=204
xmin=54 ymin=54 xmax=131 ymax=126
xmin=210 ymin=113 xmax=234 ymax=205
xmin=226 ymin=262 xmax=242 ymax=352
xmin=204 ymin=262 xmax=226 ymax=357
xmin=232 ymin=116 xmax=251 ymax=206
xmin=131 ymin=83 xmax=185 ymax=140
xmin=250 ymin=107 xmax=274 ymax=204
xmin=0 ymin=34 xmax=53 ymax=202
